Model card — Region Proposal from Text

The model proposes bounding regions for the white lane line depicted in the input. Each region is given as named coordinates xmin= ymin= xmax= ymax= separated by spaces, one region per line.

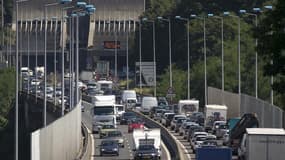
xmin=161 ymin=140 xmax=171 ymax=160
xmin=85 ymin=124 xmax=95 ymax=160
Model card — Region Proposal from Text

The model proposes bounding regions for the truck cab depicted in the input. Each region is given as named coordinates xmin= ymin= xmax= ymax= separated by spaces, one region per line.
xmin=178 ymin=100 xmax=199 ymax=116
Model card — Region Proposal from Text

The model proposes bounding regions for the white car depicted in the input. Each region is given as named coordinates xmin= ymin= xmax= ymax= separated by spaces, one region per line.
xmin=31 ymin=79 xmax=40 ymax=86
xmin=170 ymin=115 xmax=187 ymax=130
xmin=191 ymin=132 xmax=208 ymax=146
xmin=192 ymin=135 xmax=207 ymax=153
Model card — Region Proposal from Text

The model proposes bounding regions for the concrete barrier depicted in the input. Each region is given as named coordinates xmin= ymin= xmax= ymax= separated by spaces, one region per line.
xmin=31 ymin=101 xmax=82 ymax=160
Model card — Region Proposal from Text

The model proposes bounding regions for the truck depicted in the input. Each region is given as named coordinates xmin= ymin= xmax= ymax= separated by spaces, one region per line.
xmin=133 ymin=128 xmax=161 ymax=159
xmin=228 ymin=113 xmax=259 ymax=155
xmin=80 ymin=70 xmax=95 ymax=82
xmin=238 ymin=128 xmax=285 ymax=160
xmin=95 ymin=61 xmax=110 ymax=78
xmin=178 ymin=100 xmax=199 ymax=116
xmin=91 ymin=95 xmax=117 ymax=133
xmin=196 ymin=147 xmax=232 ymax=160
xmin=204 ymin=104 xmax=227 ymax=132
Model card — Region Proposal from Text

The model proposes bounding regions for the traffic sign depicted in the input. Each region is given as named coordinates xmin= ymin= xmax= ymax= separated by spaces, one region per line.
xmin=166 ymin=87 xmax=175 ymax=98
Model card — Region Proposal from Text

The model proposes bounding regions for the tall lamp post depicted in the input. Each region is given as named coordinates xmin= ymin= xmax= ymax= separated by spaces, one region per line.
xmin=52 ymin=17 xmax=58 ymax=105
xmin=239 ymin=8 xmax=261 ymax=98
xmin=224 ymin=12 xmax=241 ymax=95
xmin=45 ymin=0 xmax=73 ymax=123
xmin=142 ymin=18 xmax=157 ymax=97
xmin=157 ymin=17 xmax=172 ymax=89
xmin=15 ymin=1 xmax=29 ymax=160
xmin=190 ymin=14 xmax=207 ymax=104
xmin=207 ymin=13 xmax=224 ymax=103
xmin=175 ymin=16 xmax=190 ymax=99
xmin=139 ymin=20 xmax=142 ymax=94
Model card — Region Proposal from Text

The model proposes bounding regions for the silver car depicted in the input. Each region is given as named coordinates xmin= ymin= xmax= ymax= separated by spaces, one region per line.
xmin=105 ymin=130 xmax=125 ymax=148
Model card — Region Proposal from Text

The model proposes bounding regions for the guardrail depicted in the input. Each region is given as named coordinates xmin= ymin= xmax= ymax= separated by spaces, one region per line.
xmin=131 ymin=110 xmax=186 ymax=160
xmin=76 ymin=123 xmax=91 ymax=160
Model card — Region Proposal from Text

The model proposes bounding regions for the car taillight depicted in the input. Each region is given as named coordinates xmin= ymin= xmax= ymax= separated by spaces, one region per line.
xmin=140 ymin=125 xmax=144 ymax=128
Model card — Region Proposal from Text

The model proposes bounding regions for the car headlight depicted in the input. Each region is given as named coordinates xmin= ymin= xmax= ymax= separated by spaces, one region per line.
xmin=101 ymin=148 xmax=105 ymax=151
xmin=138 ymin=153 xmax=142 ymax=156
xmin=151 ymin=153 xmax=156 ymax=156
xmin=113 ymin=148 xmax=118 ymax=151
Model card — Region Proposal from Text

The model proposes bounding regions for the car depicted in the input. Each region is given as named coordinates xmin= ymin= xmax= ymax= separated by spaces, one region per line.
xmin=30 ymin=79 xmax=41 ymax=86
xmin=157 ymin=97 xmax=168 ymax=106
xmin=192 ymin=135 xmax=207 ymax=153
xmin=128 ymin=118 xmax=144 ymax=133
xmin=174 ymin=118 xmax=189 ymax=133
xmin=105 ymin=130 xmax=124 ymax=148
xmin=187 ymin=126 xmax=205 ymax=142
xmin=99 ymin=139 xmax=119 ymax=156
xmin=222 ymin=131 xmax=230 ymax=146
xmin=215 ymin=123 xmax=229 ymax=139
xmin=46 ymin=90 xmax=54 ymax=101
xmin=212 ymin=121 xmax=226 ymax=134
xmin=55 ymin=87 xmax=62 ymax=97
xmin=161 ymin=112 xmax=175 ymax=127
xmin=170 ymin=115 xmax=187 ymax=130
xmin=120 ymin=112 xmax=136 ymax=125
xmin=153 ymin=109 xmax=164 ymax=121
xmin=134 ymin=144 xmax=159 ymax=160
xmin=200 ymin=140 xmax=218 ymax=148
xmin=191 ymin=132 xmax=208 ymax=146
xmin=99 ymin=124 xmax=116 ymax=138
xmin=179 ymin=122 xmax=198 ymax=136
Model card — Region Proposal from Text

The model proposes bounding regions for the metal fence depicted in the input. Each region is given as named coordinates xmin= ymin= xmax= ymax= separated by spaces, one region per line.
xmin=208 ymin=87 xmax=284 ymax=128
xmin=31 ymin=101 xmax=82 ymax=160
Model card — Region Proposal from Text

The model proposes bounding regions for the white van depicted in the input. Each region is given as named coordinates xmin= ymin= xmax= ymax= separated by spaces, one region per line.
xmin=121 ymin=90 xmax=137 ymax=104
xmin=140 ymin=96 xmax=158 ymax=114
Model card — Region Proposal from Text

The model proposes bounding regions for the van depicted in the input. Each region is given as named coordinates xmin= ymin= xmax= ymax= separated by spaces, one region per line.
xmin=121 ymin=90 xmax=137 ymax=104
xmin=140 ymin=97 xmax=158 ymax=114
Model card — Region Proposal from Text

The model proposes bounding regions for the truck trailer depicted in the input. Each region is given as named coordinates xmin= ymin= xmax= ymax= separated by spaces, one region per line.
xmin=238 ymin=128 xmax=285 ymax=160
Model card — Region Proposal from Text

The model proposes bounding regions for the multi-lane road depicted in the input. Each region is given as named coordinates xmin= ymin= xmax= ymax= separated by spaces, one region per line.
xmin=82 ymin=101 xmax=170 ymax=160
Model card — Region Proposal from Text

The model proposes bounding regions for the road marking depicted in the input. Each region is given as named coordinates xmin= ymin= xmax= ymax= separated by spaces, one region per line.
xmin=84 ymin=124 xmax=95 ymax=160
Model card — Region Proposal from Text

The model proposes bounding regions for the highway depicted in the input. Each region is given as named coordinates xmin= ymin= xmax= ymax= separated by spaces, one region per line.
xmin=82 ymin=101 xmax=170 ymax=160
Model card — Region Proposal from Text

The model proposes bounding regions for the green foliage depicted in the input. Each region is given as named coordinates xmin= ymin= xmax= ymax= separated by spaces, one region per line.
xmin=156 ymin=65 xmax=187 ymax=102
xmin=136 ymin=0 xmax=281 ymax=107
xmin=256 ymin=0 xmax=285 ymax=94
xmin=0 ymin=68 xmax=15 ymax=130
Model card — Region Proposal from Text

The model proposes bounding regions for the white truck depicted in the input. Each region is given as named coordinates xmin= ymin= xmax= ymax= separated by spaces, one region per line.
xmin=178 ymin=100 xmax=199 ymax=116
xmin=238 ymin=128 xmax=285 ymax=160
xmin=204 ymin=104 xmax=227 ymax=132
xmin=91 ymin=95 xmax=117 ymax=133
xmin=133 ymin=128 xmax=161 ymax=158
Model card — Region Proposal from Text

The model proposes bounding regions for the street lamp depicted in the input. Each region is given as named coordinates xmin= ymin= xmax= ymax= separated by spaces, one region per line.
xmin=263 ymin=5 xmax=274 ymax=104
xmin=45 ymin=0 xmax=73 ymax=122
xmin=142 ymin=17 xmax=157 ymax=97
xmin=157 ymin=16 xmax=172 ymax=89
xmin=175 ymin=15 xmax=190 ymax=99
xmin=72 ymin=3 xmax=96 ymax=104
xmin=239 ymin=8 xmax=261 ymax=98
xmin=15 ymin=1 xmax=29 ymax=159
xmin=190 ymin=14 xmax=207 ymax=104
xmin=207 ymin=13 xmax=224 ymax=103
xmin=139 ymin=19 xmax=142 ymax=94
xmin=51 ymin=17 xmax=58 ymax=106
xmin=224 ymin=11 xmax=241 ymax=95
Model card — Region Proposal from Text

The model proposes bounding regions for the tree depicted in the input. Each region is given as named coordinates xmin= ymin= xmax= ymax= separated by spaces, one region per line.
xmin=256 ymin=0 xmax=285 ymax=95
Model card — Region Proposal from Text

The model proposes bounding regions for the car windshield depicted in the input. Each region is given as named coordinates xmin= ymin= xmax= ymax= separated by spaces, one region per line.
xmin=124 ymin=112 xmax=136 ymax=117
xmin=101 ymin=140 xmax=117 ymax=146
xmin=102 ymin=125 xmax=115 ymax=129
xmin=138 ymin=145 xmax=155 ymax=151
xmin=108 ymin=131 xmax=122 ymax=137
xmin=94 ymin=106 xmax=114 ymax=115
xmin=167 ymin=114 xmax=175 ymax=119
xmin=196 ymin=137 xmax=207 ymax=141
xmin=203 ymin=141 xmax=217 ymax=146
xmin=117 ymin=106 xmax=124 ymax=111
xmin=131 ymin=119 xmax=143 ymax=124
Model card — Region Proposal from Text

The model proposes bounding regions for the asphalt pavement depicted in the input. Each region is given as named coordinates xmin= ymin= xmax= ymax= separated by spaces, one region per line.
xmin=82 ymin=101 xmax=169 ymax=160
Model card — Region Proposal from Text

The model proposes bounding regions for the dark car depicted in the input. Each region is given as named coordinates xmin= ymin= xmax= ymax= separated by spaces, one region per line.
xmin=120 ymin=112 xmax=136 ymax=125
xmin=165 ymin=113 xmax=175 ymax=127
xmin=134 ymin=145 xmax=159 ymax=160
xmin=187 ymin=126 xmax=205 ymax=142
xmin=99 ymin=139 xmax=119 ymax=156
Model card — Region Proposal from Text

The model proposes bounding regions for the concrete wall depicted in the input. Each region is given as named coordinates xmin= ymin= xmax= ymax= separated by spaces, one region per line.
xmin=31 ymin=101 xmax=81 ymax=160
xmin=208 ymin=87 xmax=283 ymax=128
